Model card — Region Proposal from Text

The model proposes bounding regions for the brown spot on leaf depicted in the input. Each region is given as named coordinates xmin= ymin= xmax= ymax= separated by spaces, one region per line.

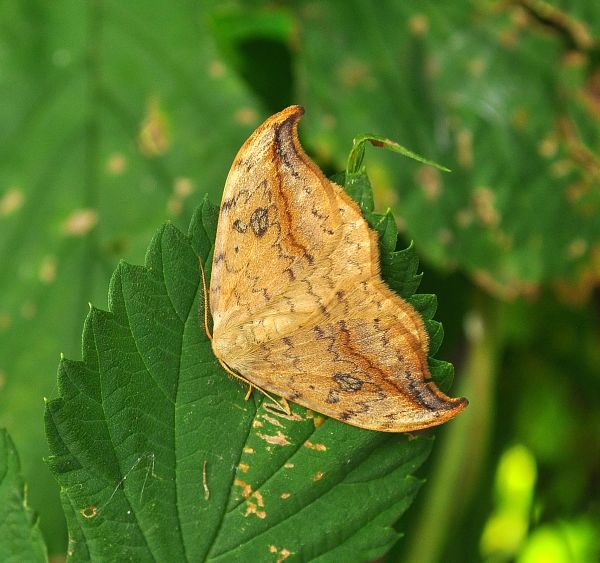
xmin=262 ymin=414 xmax=284 ymax=428
xmin=313 ymin=415 xmax=326 ymax=428
xmin=313 ymin=471 xmax=325 ymax=481
xmin=80 ymin=506 xmax=97 ymax=519
xmin=245 ymin=502 xmax=266 ymax=519
xmin=304 ymin=441 xmax=327 ymax=451
xmin=106 ymin=153 xmax=127 ymax=175
xmin=63 ymin=209 xmax=98 ymax=236
xmin=234 ymin=479 xmax=252 ymax=499
xmin=0 ymin=188 xmax=24 ymax=216
xmin=257 ymin=431 xmax=291 ymax=446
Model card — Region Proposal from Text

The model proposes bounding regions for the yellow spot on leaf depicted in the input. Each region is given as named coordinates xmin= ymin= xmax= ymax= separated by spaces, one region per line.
xmin=262 ymin=403 xmax=304 ymax=421
xmin=235 ymin=107 xmax=259 ymax=126
xmin=467 ymin=57 xmax=486 ymax=76
xmin=313 ymin=415 xmax=326 ymax=428
xmin=243 ymin=447 xmax=254 ymax=454
xmin=438 ymin=228 xmax=453 ymax=246
xmin=0 ymin=188 xmax=24 ymax=216
xmin=284 ymin=463 xmax=294 ymax=469
xmin=209 ymin=60 xmax=225 ymax=78
xmin=203 ymin=460 xmax=210 ymax=500
xmin=39 ymin=255 xmax=57 ymax=284
xmin=245 ymin=491 xmax=266 ymax=519
xmin=106 ymin=153 xmax=127 ymax=175
xmin=551 ymin=159 xmax=572 ymax=178
xmin=408 ymin=14 xmax=428 ymax=35
xmin=252 ymin=420 xmax=263 ymax=428
xmin=0 ymin=313 xmax=13 ymax=330
xmin=456 ymin=129 xmax=474 ymax=169
xmin=238 ymin=463 xmax=250 ymax=473
xmin=234 ymin=479 xmax=252 ymax=499
xmin=167 ymin=198 xmax=183 ymax=216
xmin=567 ymin=238 xmax=587 ymax=259
xmin=304 ymin=441 xmax=327 ymax=452
xmin=473 ymin=270 xmax=539 ymax=301
xmin=313 ymin=471 xmax=325 ymax=481
xmin=257 ymin=431 xmax=290 ymax=446
xmin=174 ymin=177 xmax=193 ymax=198
xmin=473 ymin=187 xmax=500 ymax=227
xmin=262 ymin=414 xmax=284 ymax=428
xmin=280 ymin=492 xmax=291 ymax=499
xmin=244 ymin=502 xmax=266 ymax=519
xmin=338 ymin=58 xmax=375 ymax=89
xmin=138 ymin=97 xmax=170 ymax=157
xmin=63 ymin=209 xmax=98 ymax=236
xmin=268 ymin=545 xmax=293 ymax=562
xmin=80 ymin=506 xmax=97 ymax=519
xmin=538 ymin=135 xmax=558 ymax=158
xmin=416 ymin=165 xmax=441 ymax=201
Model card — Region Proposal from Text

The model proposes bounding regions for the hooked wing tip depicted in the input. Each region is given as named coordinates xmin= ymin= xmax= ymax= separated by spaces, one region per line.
xmin=268 ymin=105 xmax=305 ymax=125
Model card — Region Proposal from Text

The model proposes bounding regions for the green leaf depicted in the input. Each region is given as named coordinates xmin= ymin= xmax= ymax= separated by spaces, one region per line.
xmin=0 ymin=429 xmax=47 ymax=562
xmin=346 ymin=133 xmax=451 ymax=175
xmin=294 ymin=1 xmax=600 ymax=297
xmin=0 ymin=0 xmax=261 ymax=550
xmin=342 ymin=166 xmax=452 ymax=392
xmin=46 ymin=151 xmax=456 ymax=559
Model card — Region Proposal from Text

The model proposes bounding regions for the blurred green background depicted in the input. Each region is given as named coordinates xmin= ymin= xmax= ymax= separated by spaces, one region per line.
xmin=1 ymin=1 xmax=599 ymax=561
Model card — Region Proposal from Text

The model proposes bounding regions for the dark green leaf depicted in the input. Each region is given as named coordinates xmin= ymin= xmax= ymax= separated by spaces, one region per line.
xmin=0 ymin=429 xmax=47 ymax=562
xmin=45 ymin=186 xmax=456 ymax=560
xmin=294 ymin=0 xmax=600 ymax=296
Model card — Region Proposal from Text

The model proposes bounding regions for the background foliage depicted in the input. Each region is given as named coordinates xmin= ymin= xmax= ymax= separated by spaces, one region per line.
xmin=0 ymin=1 xmax=599 ymax=561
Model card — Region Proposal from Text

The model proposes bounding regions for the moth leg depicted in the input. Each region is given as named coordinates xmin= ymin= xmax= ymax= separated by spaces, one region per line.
xmin=279 ymin=398 xmax=291 ymax=416
xmin=198 ymin=258 xmax=212 ymax=341
xmin=217 ymin=358 xmax=289 ymax=413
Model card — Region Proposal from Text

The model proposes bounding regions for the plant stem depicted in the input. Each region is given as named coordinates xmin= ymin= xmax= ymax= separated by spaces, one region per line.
xmin=402 ymin=295 xmax=501 ymax=563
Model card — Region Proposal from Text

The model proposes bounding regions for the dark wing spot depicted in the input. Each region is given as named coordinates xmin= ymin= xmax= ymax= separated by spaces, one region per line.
xmin=233 ymin=219 xmax=248 ymax=233
xmin=250 ymin=207 xmax=269 ymax=237
xmin=333 ymin=372 xmax=364 ymax=393
xmin=326 ymin=389 xmax=340 ymax=404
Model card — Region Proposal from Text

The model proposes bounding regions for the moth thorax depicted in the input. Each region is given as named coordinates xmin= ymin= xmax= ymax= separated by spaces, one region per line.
xmin=211 ymin=328 xmax=250 ymax=364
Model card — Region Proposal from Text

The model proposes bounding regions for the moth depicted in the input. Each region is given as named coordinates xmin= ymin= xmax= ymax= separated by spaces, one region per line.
xmin=205 ymin=105 xmax=467 ymax=432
